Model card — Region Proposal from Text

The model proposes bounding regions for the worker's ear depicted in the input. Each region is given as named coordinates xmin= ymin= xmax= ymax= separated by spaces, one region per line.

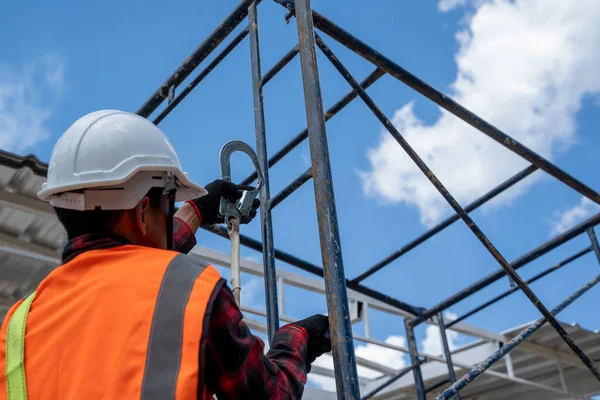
xmin=133 ymin=196 xmax=151 ymax=236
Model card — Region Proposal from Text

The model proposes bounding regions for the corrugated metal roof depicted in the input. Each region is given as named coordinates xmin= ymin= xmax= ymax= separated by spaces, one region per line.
xmin=366 ymin=322 xmax=600 ymax=399
xmin=0 ymin=150 xmax=63 ymax=320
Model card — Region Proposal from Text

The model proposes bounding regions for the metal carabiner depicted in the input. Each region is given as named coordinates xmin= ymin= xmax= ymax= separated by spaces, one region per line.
xmin=218 ymin=140 xmax=264 ymax=223
xmin=218 ymin=140 xmax=264 ymax=306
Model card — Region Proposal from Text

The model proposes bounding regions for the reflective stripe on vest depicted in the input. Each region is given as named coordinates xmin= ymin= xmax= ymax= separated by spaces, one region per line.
xmin=141 ymin=254 xmax=206 ymax=399
xmin=5 ymin=293 xmax=35 ymax=400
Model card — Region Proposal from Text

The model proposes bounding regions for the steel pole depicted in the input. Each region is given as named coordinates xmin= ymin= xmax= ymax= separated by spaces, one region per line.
xmin=153 ymin=28 xmax=249 ymax=125
xmin=269 ymin=167 xmax=313 ymax=210
xmin=425 ymin=379 xmax=450 ymax=394
xmin=294 ymin=0 xmax=360 ymax=397
xmin=260 ymin=44 xmax=299 ymax=87
xmin=405 ymin=319 xmax=426 ymax=400
xmin=436 ymin=313 xmax=460 ymax=399
xmin=248 ymin=0 xmax=279 ymax=341
xmin=587 ymin=228 xmax=600 ymax=266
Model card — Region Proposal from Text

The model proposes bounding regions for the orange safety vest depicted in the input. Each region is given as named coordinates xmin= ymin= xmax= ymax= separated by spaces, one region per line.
xmin=0 ymin=244 xmax=221 ymax=400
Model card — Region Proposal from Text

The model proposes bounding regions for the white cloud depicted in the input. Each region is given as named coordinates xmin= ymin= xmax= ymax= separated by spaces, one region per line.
xmin=360 ymin=0 xmax=600 ymax=227
xmin=308 ymin=335 xmax=408 ymax=391
xmin=438 ymin=0 xmax=487 ymax=13
xmin=438 ymin=0 xmax=468 ymax=12
xmin=355 ymin=335 xmax=408 ymax=379
xmin=243 ymin=255 xmax=261 ymax=263
xmin=240 ymin=276 xmax=264 ymax=309
xmin=307 ymin=356 xmax=336 ymax=392
xmin=422 ymin=312 xmax=460 ymax=356
xmin=550 ymin=197 xmax=600 ymax=236
xmin=0 ymin=55 xmax=67 ymax=153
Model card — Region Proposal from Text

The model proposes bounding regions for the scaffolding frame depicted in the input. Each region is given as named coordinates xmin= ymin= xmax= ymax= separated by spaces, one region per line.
xmin=134 ymin=1 xmax=600 ymax=398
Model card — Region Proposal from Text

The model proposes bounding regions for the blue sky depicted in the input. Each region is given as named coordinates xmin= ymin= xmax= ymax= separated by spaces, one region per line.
xmin=2 ymin=0 xmax=600 ymax=392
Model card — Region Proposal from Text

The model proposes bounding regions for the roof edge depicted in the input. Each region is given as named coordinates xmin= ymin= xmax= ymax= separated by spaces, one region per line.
xmin=0 ymin=149 xmax=48 ymax=177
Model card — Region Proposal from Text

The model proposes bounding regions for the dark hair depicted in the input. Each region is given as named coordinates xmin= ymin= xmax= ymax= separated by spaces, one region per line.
xmin=55 ymin=187 xmax=165 ymax=239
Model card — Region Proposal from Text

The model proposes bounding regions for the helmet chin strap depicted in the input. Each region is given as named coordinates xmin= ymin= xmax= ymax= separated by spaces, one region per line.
xmin=164 ymin=173 xmax=178 ymax=251
xmin=166 ymin=193 xmax=175 ymax=250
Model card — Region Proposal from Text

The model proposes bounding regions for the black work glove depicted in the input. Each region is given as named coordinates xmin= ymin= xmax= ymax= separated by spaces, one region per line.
xmin=186 ymin=179 xmax=260 ymax=225
xmin=292 ymin=314 xmax=331 ymax=373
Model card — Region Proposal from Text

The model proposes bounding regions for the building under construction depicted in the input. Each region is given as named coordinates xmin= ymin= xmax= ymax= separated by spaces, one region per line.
xmin=1 ymin=1 xmax=600 ymax=399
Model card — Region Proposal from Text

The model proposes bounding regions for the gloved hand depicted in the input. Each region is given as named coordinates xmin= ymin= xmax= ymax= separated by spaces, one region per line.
xmin=186 ymin=179 xmax=260 ymax=225
xmin=292 ymin=314 xmax=331 ymax=373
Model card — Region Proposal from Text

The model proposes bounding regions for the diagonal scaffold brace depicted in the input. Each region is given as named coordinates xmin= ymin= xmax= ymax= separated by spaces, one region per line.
xmin=311 ymin=31 xmax=600 ymax=382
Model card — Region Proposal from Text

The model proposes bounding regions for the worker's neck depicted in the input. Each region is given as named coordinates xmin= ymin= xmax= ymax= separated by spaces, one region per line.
xmin=110 ymin=214 xmax=153 ymax=248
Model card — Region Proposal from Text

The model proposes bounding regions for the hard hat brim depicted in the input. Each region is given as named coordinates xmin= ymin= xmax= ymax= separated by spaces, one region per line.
xmin=39 ymin=166 xmax=207 ymax=211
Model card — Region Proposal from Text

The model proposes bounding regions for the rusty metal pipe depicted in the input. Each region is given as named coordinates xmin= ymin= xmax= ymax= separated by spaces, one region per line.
xmin=152 ymin=28 xmax=250 ymax=125
xmin=294 ymin=0 xmax=360 ymax=397
xmin=261 ymin=45 xmax=299 ymax=87
xmin=138 ymin=0 xmax=259 ymax=118
xmin=587 ymin=228 xmax=600 ymax=266
xmin=248 ymin=1 xmax=279 ymax=341
xmin=405 ymin=319 xmax=426 ymax=400
xmin=425 ymin=378 xmax=450 ymax=394
xmin=436 ymin=313 xmax=460 ymax=399
xmin=268 ymin=167 xmax=312 ymax=210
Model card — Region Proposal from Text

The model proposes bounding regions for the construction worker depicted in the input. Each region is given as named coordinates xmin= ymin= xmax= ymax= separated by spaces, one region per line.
xmin=0 ymin=110 xmax=331 ymax=399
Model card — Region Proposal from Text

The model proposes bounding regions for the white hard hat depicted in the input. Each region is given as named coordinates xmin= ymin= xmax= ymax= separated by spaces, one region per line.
xmin=38 ymin=110 xmax=207 ymax=211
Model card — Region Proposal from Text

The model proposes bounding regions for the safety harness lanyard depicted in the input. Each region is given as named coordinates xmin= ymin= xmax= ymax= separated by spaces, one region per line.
xmin=219 ymin=141 xmax=264 ymax=307
xmin=5 ymin=292 xmax=36 ymax=400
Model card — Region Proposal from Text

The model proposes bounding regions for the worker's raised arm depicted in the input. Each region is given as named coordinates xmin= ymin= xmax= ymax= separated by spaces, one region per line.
xmin=173 ymin=179 xmax=327 ymax=398
xmin=202 ymin=284 xmax=330 ymax=399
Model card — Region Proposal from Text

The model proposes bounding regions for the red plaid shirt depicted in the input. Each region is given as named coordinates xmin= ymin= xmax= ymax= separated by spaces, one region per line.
xmin=62 ymin=217 xmax=309 ymax=399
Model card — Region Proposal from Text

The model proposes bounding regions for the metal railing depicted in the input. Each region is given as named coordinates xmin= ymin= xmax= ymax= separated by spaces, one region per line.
xmin=133 ymin=1 xmax=600 ymax=398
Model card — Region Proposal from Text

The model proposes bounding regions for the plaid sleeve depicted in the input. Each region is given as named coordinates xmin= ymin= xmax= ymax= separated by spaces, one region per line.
xmin=172 ymin=216 xmax=197 ymax=254
xmin=202 ymin=285 xmax=308 ymax=400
